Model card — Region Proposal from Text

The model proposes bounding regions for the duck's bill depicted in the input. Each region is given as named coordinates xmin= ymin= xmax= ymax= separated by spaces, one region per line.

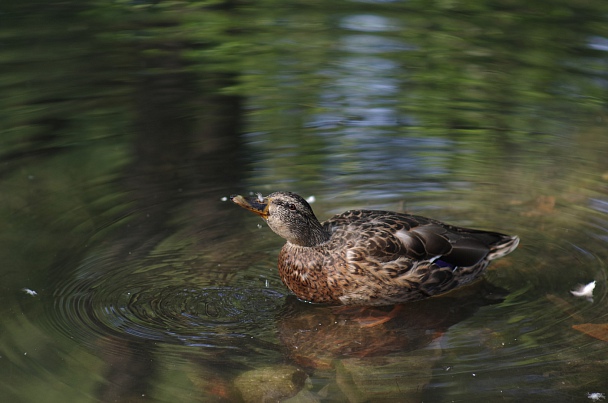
xmin=230 ymin=194 xmax=269 ymax=219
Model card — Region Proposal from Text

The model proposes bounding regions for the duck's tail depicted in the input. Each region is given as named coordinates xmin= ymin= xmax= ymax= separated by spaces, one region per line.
xmin=487 ymin=235 xmax=520 ymax=261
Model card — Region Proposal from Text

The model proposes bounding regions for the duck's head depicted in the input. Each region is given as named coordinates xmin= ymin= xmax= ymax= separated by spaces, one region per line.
xmin=231 ymin=191 xmax=329 ymax=247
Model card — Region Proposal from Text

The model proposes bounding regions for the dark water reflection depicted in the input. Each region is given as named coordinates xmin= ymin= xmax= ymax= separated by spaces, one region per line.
xmin=2 ymin=0 xmax=608 ymax=402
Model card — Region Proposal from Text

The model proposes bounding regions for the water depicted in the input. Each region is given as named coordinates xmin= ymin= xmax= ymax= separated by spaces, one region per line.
xmin=1 ymin=1 xmax=608 ymax=402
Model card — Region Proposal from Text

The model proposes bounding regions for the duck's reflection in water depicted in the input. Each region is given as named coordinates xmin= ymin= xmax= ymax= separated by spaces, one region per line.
xmin=277 ymin=280 xmax=508 ymax=370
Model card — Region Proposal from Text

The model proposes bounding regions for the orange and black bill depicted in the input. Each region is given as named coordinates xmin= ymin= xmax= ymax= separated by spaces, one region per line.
xmin=230 ymin=194 xmax=269 ymax=219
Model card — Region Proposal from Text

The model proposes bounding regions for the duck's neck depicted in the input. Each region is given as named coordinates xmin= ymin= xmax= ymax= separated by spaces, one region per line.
xmin=292 ymin=220 xmax=330 ymax=247
xmin=266 ymin=212 xmax=331 ymax=247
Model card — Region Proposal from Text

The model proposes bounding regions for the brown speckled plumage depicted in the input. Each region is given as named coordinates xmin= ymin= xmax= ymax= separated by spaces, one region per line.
xmin=231 ymin=192 xmax=519 ymax=306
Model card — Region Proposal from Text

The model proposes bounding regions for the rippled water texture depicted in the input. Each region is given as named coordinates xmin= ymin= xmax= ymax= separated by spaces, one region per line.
xmin=2 ymin=1 xmax=608 ymax=402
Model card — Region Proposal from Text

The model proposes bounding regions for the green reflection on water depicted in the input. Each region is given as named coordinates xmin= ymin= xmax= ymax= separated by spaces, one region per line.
xmin=1 ymin=0 xmax=608 ymax=401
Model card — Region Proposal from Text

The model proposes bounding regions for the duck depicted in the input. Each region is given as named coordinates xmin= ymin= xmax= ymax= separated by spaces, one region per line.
xmin=231 ymin=191 xmax=519 ymax=306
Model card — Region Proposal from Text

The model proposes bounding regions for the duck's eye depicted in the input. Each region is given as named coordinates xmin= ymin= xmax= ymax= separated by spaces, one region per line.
xmin=288 ymin=203 xmax=297 ymax=211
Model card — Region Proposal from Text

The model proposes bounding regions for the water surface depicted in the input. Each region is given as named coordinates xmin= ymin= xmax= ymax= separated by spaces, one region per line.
xmin=1 ymin=1 xmax=608 ymax=402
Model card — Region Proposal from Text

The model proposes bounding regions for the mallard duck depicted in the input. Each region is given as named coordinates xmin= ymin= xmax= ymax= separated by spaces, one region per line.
xmin=231 ymin=192 xmax=519 ymax=306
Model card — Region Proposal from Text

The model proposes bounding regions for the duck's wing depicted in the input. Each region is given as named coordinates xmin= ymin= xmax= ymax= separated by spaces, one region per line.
xmin=323 ymin=210 xmax=518 ymax=303
xmin=325 ymin=210 xmax=516 ymax=269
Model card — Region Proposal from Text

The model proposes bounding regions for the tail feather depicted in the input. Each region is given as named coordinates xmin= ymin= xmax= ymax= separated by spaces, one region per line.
xmin=487 ymin=236 xmax=519 ymax=261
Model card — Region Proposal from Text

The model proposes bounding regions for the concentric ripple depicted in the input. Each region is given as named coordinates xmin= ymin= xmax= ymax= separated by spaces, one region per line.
xmin=46 ymin=249 xmax=286 ymax=355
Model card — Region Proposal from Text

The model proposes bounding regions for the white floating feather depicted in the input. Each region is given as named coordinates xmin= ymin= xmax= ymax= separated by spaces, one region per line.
xmin=587 ymin=392 xmax=605 ymax=401
xmin=570 ymin=281 xmax=596 ymax=300
xmin=22 ymin=288 xmax=37 ymax=296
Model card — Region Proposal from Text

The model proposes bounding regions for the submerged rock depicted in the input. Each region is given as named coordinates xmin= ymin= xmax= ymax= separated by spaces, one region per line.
xmin=234 ymin=365 xmax=308 ymax=403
